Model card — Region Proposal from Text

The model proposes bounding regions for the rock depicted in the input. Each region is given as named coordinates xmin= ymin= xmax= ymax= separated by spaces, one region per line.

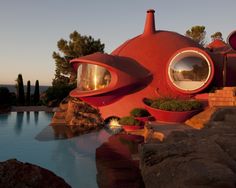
xmin=141 ymin=108 xmax=236 ymax=188
xmin=51 ymin=97 xmax=104 ymax=136
xmin=0 ymin=159 xmax=71 ymax=188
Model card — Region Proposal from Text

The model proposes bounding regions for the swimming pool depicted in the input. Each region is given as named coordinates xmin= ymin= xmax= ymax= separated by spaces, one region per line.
xmin=0 ymin=112 xmax=144 ymax=188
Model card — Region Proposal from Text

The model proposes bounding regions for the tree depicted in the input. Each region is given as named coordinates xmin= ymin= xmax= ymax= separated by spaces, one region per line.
xmin=16 ymin=74 xmax=25 ymax=105
xmin=43 ymin=84 xmax=75 ymax=107
xmin=52 ymin=31 xmax=105 ymax=86
xmin=0 ymin=87 xmax=11 ymax=105
xmin=26 ymin=80 xmax=31 ymax=106
xmin=34 ymin=80 xmax=40 ymax=105
xmin=211 ymin=32 xmax=223 ymax=41
xmin=185 ymin=25 xmax=206 ymax=46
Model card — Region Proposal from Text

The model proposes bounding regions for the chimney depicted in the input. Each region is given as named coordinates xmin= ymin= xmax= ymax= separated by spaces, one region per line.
xmin=143 ymin=9 xmax=156 ymax=36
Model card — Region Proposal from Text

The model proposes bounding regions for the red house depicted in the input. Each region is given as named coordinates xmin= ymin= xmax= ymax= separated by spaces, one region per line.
xmin=69 ymin=9 xmax=236 ymax=121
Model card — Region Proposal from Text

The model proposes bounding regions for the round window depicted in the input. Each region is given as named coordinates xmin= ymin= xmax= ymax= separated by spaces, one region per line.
xmin=168 ymin=50 xmax=212 ymax=92
xmin=228 ymin=30 xmax=236 ymax=50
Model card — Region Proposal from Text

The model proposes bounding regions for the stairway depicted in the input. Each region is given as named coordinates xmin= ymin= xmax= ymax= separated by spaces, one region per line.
xmin=208 ymin=87 xmax=236 ymax=107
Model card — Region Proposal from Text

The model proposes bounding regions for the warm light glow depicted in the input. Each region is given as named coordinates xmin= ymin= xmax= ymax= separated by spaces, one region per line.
xmin=109 ymin=118 xmax=121 ymax=129
xmin=94 ymin=65 xmax=98 ymax=90
xmin=77 ymin=63 xmax=111 ymax=91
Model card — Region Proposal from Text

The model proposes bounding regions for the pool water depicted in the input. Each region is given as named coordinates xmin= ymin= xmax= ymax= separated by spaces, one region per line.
xmin=0 ymin=112 xmax=144 ymax=188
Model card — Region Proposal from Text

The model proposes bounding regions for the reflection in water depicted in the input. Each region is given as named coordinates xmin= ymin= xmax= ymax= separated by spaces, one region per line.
xmin=96 ymin=134 xmax=145 ymax=188
xmin=0 ymin=112 xmax=145 ymax=188
xmin=26 ymin=112 xmax=30 ymax=124
xmin=36 ymin=124 xmax=75 ymax=141
xmin=0 ymin=113 xmax=9 ymax=124
xmin=36 ymin=126 xmax=145 ymax=187
xmin=50 ymin=129 xmax=110 ymax=188
xmin=34 ymin=111 xmax=39 ymax=125
xmin=15 ymin=112 xmax=24 ymax=134
xmin=35 ymin=124 xmax=102 ymax=141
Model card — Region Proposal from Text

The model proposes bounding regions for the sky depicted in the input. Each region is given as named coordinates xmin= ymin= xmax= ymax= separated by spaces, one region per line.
xmin=0 ymin=0 xmax=235 ymax=86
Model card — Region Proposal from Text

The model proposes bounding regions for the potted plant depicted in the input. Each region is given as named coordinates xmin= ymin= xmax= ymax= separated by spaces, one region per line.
xmin=119 ymin=116 xmax=144 ymax=132
xmin=130 ymin=108 xmax=154 ymax=122
xmin=143 ymin=98 xmax=202 ymax=123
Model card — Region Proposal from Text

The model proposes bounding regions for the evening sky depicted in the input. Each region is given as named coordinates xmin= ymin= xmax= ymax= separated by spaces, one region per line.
xmin=0 ymin=0 xmax=235 ymax=85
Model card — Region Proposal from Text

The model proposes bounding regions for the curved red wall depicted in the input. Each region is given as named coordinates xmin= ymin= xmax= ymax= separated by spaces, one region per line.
xmin=70 ymin=10 xmax=235 ymax=120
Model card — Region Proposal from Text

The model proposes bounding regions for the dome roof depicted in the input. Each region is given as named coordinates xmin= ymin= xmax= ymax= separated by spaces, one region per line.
xmin=71 ymin=9 xmax=213 ymax=98
xmin=111 ymin=30 xmax=205 ymax=96
xmin=112 ymin=30 xmax=202 ymax=68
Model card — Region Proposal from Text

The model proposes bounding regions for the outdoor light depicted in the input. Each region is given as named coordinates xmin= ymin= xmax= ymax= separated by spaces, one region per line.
xmin=109 ymin=118 xmax=121 ymax=128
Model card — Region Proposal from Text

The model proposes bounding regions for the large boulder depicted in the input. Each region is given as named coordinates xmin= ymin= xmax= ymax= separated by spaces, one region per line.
xmin=51 ymin=97 xmax=104 ymax=136
xmin=141 ymin=108 xmax=236 ymax=188
xmin=0 ymin=159 xmax=71 ymax=188
xmin=66 ymin=98 xmax=103 ymax=133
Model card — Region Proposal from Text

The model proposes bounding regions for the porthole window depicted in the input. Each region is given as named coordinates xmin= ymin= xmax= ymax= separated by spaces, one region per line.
xmin=228 ymin=30 xmax=236 ymax=50
xmin=77 ymin=64 xmax=111 ymax=91
xmin=168 ymin=50 xmax=212 ymax=92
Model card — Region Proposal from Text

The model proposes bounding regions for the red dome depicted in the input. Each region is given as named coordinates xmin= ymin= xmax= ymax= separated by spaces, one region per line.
xmin=112 ymin=30 xmax=208 ymax=97
xmin=70 ymin=9 xmax=216 ymax=119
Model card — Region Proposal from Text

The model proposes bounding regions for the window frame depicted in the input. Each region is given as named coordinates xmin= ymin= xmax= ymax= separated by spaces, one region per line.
xmin=167 ymin=48 xmax=214 ymax=94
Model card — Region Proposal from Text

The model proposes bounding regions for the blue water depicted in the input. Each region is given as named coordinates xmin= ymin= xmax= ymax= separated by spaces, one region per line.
xmin=0 ymin=84 xmax=49 ymax=94
xmin=0 ymin=112 xmax=111 ymax=188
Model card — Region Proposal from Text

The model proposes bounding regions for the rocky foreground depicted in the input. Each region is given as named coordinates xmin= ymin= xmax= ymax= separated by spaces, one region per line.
xmin=51 ymin=97 xmax=104 ymax=136
xmin=140 ymin=107 xmax=236 ymax=188
xmin=0 ymin=159 xmax=71 ymax=188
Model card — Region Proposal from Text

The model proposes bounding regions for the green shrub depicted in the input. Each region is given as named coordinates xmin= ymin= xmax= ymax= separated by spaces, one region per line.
xmin=16 ymin=74 xmax=25 ymax=105
xmin=42 ymin=83 xmax=76 ymax=106
xmin=150 ymin=98 xmax=172 ymax=109
xmin=143 ymin=98 xmax=154 ymax=106
xmin=0 ymin=87 xmax=11 ymax=105
xmin=34 ymin=80 xmax=40 ymax=105
xmin=159 ymin=100 xmax=185 ymax=111
xmin=130 ymin=108 xmax=150 ymax=117
xmin=148 ymin=98 xmax=202 ymax=112
xmin=119 ymin=116 xmax=142 ymax=126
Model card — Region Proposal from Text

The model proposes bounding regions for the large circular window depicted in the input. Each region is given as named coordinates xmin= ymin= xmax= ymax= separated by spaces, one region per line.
xmin=168 ymin=49 xmax=213 ymax=92
xmin=77 ymin=63 xmax=111 ymax=91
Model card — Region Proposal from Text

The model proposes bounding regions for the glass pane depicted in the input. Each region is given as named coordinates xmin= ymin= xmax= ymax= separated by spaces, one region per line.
xmin=169 ymin=52 xmax=210 ymax=91
xmin=77 ymin=64 xmax=111 ymax=91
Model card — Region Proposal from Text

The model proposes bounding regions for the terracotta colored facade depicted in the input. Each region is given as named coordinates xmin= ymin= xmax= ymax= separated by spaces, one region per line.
xmin=70 ymin=9 xmax=236 ymax=120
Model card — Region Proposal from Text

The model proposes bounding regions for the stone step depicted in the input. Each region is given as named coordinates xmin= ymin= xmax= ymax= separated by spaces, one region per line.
xmin=224 ymin=114 xmax=236 ymax=122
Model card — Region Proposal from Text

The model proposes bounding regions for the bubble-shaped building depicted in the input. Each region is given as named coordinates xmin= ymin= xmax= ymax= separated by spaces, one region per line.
xmin=70 ymin=9 xmax=236 ymax=120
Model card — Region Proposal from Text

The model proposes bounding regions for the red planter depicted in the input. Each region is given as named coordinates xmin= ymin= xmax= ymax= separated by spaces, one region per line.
xmin=135 ymin=116 xmax=155 ymax=123
xmin=122 ymin=125 xmax=144 ymax=132
xmin=145 ymin=105 xmax=202 ymax=123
